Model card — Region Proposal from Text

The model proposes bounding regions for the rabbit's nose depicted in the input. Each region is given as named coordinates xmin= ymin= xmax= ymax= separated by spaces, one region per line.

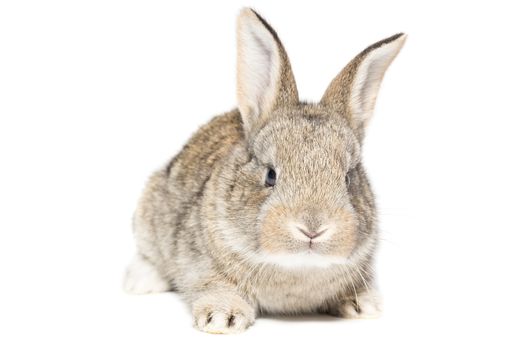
xmin=297 ymin=227 xmax=327 ymax=240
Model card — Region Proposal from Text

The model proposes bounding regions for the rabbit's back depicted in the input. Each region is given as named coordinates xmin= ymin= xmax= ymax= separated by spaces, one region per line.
xmin=132 ymin=110 xmax=244 ymax=290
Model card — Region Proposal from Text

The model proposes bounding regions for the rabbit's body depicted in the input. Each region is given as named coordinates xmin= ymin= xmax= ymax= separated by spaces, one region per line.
xmin=130 ymin=109 xmax=376 ymax=314
xmin=132 ymin=110 xmax=244 ymax=297
xmin=125 ymin=8 xmax=405 ymax=333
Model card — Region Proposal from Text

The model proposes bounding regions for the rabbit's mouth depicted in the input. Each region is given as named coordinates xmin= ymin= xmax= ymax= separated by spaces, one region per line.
xmin=253 ymin=221 xmax=354 ymax=269
xmin=256 ymin=205 xmax=357 ymax=262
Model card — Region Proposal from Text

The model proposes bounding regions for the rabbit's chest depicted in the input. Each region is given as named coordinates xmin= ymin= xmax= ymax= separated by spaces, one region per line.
xmin=253 ymin=268 xmax=346 ymax=313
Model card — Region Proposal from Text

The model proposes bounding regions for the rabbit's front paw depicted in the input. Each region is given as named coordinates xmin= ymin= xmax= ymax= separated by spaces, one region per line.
xmin=331 ymin=289 xmax=383 ymax=319
xmin=192 ymin=293 xmax=255 ymax=334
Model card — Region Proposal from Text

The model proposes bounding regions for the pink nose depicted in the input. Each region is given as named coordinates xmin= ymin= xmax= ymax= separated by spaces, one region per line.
xmin=298 ymin=227 xmax=325 ymax=240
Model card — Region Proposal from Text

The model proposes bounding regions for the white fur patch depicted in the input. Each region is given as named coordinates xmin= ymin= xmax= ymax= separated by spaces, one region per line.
xmin=123 ymin=255 xmax=170 ymax=294
xmin=254 ymin=251 xmax=350 ymax=269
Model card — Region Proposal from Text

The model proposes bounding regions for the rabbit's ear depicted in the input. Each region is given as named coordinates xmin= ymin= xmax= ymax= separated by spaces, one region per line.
xmin=321 ymin=33 xmax=406 ymax=141
xmin=236 ymin=8 xmax=299 ymax=137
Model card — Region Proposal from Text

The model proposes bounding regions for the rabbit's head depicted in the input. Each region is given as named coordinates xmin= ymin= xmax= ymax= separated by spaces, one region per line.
xmin=214 ymin=9 xmax=405 ymax=268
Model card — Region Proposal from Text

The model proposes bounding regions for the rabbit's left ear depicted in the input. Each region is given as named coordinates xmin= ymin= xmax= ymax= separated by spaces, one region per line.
xmin=321 ymin=33 xmax=406 ymax=141
xmin=236 ymin=8 xmax=299 ymax=138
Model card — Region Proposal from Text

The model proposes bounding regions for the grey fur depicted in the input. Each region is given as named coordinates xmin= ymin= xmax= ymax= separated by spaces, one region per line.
xmin=126 ymin=8 xmax=405 ymax=333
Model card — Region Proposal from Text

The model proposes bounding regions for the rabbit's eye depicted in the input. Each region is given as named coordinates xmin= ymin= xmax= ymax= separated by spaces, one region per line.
xmin=265 ymin=168 xmax=277 ymax=187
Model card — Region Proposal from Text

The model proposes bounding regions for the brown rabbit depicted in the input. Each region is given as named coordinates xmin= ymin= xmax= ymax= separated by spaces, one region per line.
xmin=124 ymin=8 xmax=406 ymax=334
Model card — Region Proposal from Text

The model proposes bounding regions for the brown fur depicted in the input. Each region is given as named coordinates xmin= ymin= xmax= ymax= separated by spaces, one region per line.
xmin=126 ymin=8 xmax=405 ymax=333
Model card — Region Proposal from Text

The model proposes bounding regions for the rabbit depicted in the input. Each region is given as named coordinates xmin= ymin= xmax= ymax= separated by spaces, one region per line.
xmin=123 ymin=7 xmax=406 ymax=334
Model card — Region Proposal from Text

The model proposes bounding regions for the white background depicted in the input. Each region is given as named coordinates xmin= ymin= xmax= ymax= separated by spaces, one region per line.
xmin=1 ymin=0 xmax=524 ymax=349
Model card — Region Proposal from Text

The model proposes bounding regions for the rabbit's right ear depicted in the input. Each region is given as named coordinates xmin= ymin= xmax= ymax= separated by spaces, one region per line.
xmin=236 ymin=8 xmax=299 ymax=138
